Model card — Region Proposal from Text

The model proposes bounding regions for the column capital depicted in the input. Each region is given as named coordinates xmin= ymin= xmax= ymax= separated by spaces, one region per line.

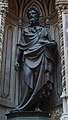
xmin=55 ymin=0 xmax=68 ymax=12
xmin=18 ymin=17 xmax=23 ymax=28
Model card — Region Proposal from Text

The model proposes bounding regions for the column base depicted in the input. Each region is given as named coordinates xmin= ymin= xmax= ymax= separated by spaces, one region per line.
xmin=60 ymin=113 xmax=68 ymax=120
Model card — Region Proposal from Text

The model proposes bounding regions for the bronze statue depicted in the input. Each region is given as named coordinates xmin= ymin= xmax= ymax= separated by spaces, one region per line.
xmin=15 ymin=7 xmax=57 ymax=111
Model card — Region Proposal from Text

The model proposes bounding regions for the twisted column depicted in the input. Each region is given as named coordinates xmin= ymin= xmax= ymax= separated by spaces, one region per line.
xmin=55 ymin=0 xmax=68 ymax=119
xmin=0 ymin=2 xmax=8 ymax=73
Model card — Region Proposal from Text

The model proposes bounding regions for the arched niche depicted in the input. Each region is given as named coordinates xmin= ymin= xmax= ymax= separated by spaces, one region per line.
xmin=18 ymin=0 xmax=48 ymax=26
xmin=1 ymin=0 xmax=62 ymax=113
xmin=22 ymin=2 xmax=45 ymax=18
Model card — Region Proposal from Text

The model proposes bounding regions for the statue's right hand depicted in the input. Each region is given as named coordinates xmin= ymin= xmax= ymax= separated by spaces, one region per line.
xmin=15 ymin=62 xmax=20 ymax=70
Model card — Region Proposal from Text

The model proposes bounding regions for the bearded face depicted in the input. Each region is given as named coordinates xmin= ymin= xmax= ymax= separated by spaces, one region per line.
xmin=27 ymin=9 xmax=39 ymax=26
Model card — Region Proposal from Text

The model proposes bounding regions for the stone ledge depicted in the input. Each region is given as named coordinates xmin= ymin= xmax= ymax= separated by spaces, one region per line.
xmin=6 ymin=111 xmax=49 ymax=119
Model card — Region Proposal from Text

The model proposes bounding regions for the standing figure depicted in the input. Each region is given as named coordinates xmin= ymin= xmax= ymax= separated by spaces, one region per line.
xmin=15 ymin=7 xmax=57 ymax=111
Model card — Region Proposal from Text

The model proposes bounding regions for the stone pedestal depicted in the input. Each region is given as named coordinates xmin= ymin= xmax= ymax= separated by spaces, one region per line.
xmin=6 ymin=111 xmax=49 ymax=120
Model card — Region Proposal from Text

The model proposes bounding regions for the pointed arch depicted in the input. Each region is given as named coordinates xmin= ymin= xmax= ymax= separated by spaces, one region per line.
xmin=19 ymin=0 xmax=47 ymax=18
xmin=7 ymin=0 xmax=19 ymax=16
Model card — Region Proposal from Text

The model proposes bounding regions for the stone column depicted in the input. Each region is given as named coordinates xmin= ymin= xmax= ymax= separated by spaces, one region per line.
xmin=55 ymin=0 xmax=68 ymax=120
xmin=18 ymin=18 xmax=23 ymax=42
xmin=0 ymin=2 xmax=8 ymax=74
xmin=15 ymin=18 xmax=23 ymax=106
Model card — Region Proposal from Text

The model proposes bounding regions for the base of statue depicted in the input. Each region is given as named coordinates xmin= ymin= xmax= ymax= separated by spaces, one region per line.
xmin=6 ymin=111 xmax=49 ymax=120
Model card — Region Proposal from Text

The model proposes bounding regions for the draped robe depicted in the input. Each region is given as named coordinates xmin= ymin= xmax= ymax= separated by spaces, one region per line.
xmin=16 ymin=26 xmax=56 ymax=111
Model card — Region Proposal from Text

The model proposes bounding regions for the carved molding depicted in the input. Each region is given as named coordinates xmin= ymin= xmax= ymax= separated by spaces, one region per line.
xmin=0 ymin=2 xmax=8 ymax=72
xmin=55 ymin=1 xmax=68 ymax=94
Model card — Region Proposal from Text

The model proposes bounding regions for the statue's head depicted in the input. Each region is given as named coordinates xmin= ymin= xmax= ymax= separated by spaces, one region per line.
xmin=27 ymin=7 xmax=39 ymax=26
